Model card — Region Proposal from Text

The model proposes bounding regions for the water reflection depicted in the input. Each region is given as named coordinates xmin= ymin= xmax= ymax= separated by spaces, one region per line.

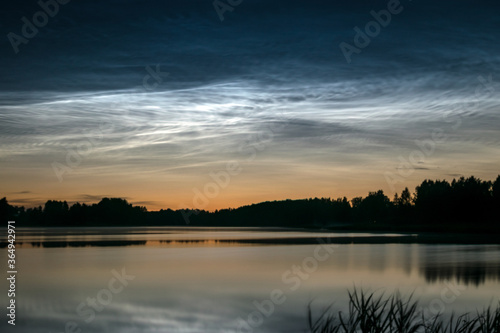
xmin=422 ymin=262 xmax=500 ymax=286
xmin=420 ymin=245 xmax=500 ymax=286
xmin=30 ymin=240 xmax=148 ymax=247
xmin=2 ymin=229 xmax=500 ymax=333
xmin=2 ymin=229 xmax=500 ymax=288
xmin=2 ymin=235 xmax=421 ymax=248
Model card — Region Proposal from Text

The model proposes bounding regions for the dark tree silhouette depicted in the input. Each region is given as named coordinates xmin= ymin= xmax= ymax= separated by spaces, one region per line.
xmin=392 ymin=187 xmax=415 ymax=226
xmin=0 ymin=197 xmax=24 ymax=223
xmin=492 ymin=175 xmax=500 ymax=221
xmin=42 ymin=200 xmax=69 ymax=226
xmin=450 ymin=176 xmax=492 ymax=227
xmin=353 ymin=190 xmax=392 ymax=224
xmin=2 ymin=174 xmax=500 ymax=232
xmin=493 ymin=175 xmax=500 ymax=204
xmin=0 ymin=197 xmax=15 ymax=222
xmin=414 ymin=179 xmax=452 ymax=228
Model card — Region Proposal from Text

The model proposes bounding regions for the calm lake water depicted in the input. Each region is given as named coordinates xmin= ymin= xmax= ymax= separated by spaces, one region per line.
xmin=2 ymin=227 xmax=500 ymax=333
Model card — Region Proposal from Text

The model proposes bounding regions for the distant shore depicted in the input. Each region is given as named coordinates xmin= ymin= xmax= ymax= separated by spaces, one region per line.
xmin=3 ymin=228 xmax=500 ymax=248
xmin=2 ymin=175 xmax=499 ymax=233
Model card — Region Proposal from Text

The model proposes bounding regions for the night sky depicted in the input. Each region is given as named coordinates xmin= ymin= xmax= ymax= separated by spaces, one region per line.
xmin=1 ymin=0 xmax=499 ymax=210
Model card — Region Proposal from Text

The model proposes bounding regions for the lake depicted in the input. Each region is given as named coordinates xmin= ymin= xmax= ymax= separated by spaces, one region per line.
xmin=2 ymin=227 xmax=500 ymax=333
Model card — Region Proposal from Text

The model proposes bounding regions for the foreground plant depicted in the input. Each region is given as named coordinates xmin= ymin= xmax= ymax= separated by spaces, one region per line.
xmin=308 ymin=288 xmax=500 ymax=333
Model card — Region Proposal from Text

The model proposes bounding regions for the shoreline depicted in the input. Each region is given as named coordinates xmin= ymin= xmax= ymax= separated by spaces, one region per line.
xmin=2 ymin=229 xmax=500 ymax=247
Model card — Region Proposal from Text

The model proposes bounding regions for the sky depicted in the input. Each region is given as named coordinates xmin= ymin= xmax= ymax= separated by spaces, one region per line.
xmin=0 ymin=0 xmax=499 ymax=211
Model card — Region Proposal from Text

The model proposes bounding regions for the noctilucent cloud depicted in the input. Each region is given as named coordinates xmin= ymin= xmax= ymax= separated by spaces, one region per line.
xmin=1 ymin=0 xmax=499 ymax=210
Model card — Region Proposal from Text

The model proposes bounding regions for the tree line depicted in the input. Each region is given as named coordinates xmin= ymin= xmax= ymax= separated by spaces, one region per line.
xmin=1 ymin=175 xmax=499 ymax=232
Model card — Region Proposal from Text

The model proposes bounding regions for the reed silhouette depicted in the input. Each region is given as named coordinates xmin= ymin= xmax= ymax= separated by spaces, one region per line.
xmin=308 ymin=288 xmax=500 ymax=333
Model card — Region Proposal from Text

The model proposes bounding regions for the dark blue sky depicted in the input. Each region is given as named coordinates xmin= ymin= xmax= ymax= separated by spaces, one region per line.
xmin=1 ymin=0 xmax=499 ymax=209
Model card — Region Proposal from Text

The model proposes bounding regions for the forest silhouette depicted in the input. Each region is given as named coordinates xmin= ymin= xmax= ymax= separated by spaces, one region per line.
xmin=1 ymin=175 xmax=499 ymax=232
